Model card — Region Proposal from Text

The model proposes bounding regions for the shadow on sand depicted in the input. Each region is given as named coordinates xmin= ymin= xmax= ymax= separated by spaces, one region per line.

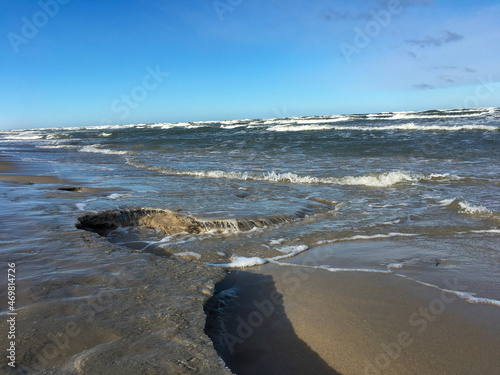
xmin=205 ymin=270 xmax=341 ymax=375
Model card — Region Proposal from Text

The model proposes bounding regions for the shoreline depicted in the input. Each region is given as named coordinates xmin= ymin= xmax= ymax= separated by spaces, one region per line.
xmin=2 ymin=152 xmax=500 ymax=374
xmin=0 ymin=154 xmax=74 ymax=185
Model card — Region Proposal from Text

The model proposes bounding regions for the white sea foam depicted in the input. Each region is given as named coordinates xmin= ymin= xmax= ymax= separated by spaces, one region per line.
xmin=46 ymin=133 xmax=70 ymax=139
xmin=75 ymin=203 xmax=87 ymax=211
xmin=294 ymin=117 xmax=350 ymax=124
xmin=37 ymin=144 xmax=79 ymax=149
xmin=442 ymin=198 xmax=498 ymax=220
xmin=439 ymin=197 xmax=497 ymax=219
xmin=270 ymin=262 xmax=500 ymax=308
xmin=206 ymin=245 xmax=309 ymax=268
xmin=6 ymin=107 xmax=497 ymax=133
xmin=407 ymin=278 xmax=500 ymax=307
xmin=75 ymin=198 xmax=97 ymax=211
xmin=335 ymin=171 xmax=419 ymax=187
xmin=439 ymin=198 xmax=456 ymax=207
xmin=458 ymin=201 xmax=492 ymax=215
xmin=271 ymin=245 xmax=309 ymax=260
xmin=220 ymin=124 xmax=247 ymax=129
xmin=268 ymin=124 xmax=334 ymax=132
xmin=390 ymin=112 xmax=487 ymax=120
xmin=457 ymin=294 xmax=500 ymax=307
xmin=266 ymin=122 xmax=498 ymax=132
xmin=470 ymin=229 xmax=500 ymax=234
xmin=272 ymin=262 xmax=392 ymax=274
xmin=387 ymin=262 xmax=405 ymax=269
xmin=106 ymin=193 xmax=129 ymax=200
xmin=148 ymin=122 xmax=208 ymax=129
xmin=80 ymin=144 xmax=128 ymax=155
xmin=0 ymin=132 xmax=44 ymax=141
xmin=212 ymin=256 xmax=269 ymax=268
xmin=320 ymin=266 xmax=391 ymax=274
xmin=315 ymin=232 xmax=419 ymax=245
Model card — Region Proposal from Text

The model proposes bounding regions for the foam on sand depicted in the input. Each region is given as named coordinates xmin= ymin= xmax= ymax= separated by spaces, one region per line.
xmin=270 ymin=259 xmax=500 ymax=308
xmin=315 ymin=232 xmax=419 ymax=245
xmin=206 ymin=245 xmax=310 ymax=268
xmin=408 ymin=278 xmax=500 ymax=307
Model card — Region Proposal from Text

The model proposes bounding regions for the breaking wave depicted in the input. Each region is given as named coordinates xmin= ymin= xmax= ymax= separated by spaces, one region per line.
xmin=80 ymin=144 xmax=129 ymax=155
xmin=440 ymin=197 xmax=499 ymax=220
xmin=267 ymin=123 xmax=498 ymax=132
xmin=126 ymin=160 xmax=463 ymax=188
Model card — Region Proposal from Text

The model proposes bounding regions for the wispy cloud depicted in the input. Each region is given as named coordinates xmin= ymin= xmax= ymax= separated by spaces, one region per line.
xmin=407 ymin=50 xmax=418 ymax=60
xmin=431 ymin=65 xmax=476 ymax=73
xmin=405 ymin=30 xmax=464 ymax=48
xmin=438 ymin=75 xmax=455 ymax=83
xmin=433 ymin=65 xmax=458 ymax=70
xmin=414 ymin=83 xmax=434 ymax=90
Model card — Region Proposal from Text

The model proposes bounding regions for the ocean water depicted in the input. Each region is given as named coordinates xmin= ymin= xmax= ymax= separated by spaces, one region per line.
xmin=2 ymin=107 xmax=500 ymax=305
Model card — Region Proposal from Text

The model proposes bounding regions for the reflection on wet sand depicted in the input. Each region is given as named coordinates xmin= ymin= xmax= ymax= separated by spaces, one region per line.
xmin=205 ymin=271 xmax=340 ymax=375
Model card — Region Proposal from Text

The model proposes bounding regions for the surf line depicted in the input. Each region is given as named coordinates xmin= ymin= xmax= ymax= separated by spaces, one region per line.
xmin=270 ymin=261 xmax=500 ymax=308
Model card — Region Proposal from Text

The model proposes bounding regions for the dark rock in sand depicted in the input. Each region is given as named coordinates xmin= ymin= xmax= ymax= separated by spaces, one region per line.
xmin=76 ymin=205 xmax=333 ymax=237
xmin=58 ymin=186 xmax=83 ymax=192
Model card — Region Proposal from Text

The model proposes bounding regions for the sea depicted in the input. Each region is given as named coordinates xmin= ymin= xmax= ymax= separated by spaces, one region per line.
xmin=1 ymin=107 xmax=500 ymax=305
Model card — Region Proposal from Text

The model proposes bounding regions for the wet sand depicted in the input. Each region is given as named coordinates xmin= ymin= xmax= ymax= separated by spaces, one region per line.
xmin=0 ymin=156 xmax=232 ymax=374
xmin=205 ymin=271 xmax=340 ymax=375
xmin=208 ymin=264 xmax=500 ymax=375
xmin=0 ymin=155 xmax=73 ymax=185
xmin=0 ymin=155 xmax=16 ymax=173
xmin=0 ymin=230 xmax=231 ymax=374
xmin=0 ymin=156 xmax=121 ymax=193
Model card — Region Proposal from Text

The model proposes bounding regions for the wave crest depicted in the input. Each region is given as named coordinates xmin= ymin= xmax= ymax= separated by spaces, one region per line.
xmin=126 ymin=160 xmax=463 ymax=188
xmin=267 ymin=122 xmax=498 ymax=132
xmin=440 ymin=197 xmax=499 ymax=220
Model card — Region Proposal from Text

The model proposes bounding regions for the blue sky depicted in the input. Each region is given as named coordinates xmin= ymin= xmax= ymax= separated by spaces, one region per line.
xmin=1 ymin=0 xmax=499 ymax=129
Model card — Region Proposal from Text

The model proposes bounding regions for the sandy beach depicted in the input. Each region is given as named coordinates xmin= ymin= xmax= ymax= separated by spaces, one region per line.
xmin=207 ymin=265 xmax=500 ymax=374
